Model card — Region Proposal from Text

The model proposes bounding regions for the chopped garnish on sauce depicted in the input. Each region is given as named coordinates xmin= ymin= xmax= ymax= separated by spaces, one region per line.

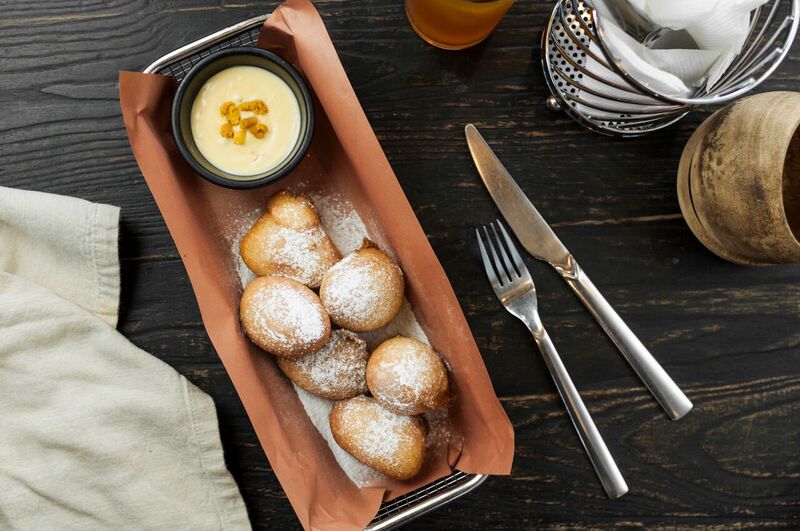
xmin=219 ymin=101 xmax=237 ymax=116
xmin=226 ymin=106 xmax=241 ymax=126
xmin=217 ymin=99 xmax=271 ymax=144
xmin=240 ymin=99 xmax=269 ymax=114
xmin=250 ymin=123 xmax=269 ymax=139
xmin=240 ymin=117 xmax=259 ymax=130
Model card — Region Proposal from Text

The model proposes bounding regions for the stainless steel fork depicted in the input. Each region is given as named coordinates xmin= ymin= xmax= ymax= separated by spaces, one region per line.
xmin=477 ymin=221 xmax=629 ymax=499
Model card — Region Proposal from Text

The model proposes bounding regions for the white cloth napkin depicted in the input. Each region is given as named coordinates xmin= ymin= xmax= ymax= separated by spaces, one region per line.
xmin=0 ymin=186 xmax=250 ymax=530
xmin=592 ymin=0 xmax=768 ymax=97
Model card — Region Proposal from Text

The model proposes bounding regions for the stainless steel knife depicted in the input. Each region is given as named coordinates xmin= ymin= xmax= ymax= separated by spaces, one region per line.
xmin=466 ymin=123 xmax=692 ymax=420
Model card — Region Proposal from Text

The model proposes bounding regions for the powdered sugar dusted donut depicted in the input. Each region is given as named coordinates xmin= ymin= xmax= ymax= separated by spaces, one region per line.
xmin=239 ymin=190 xmax=341 ymax=288
xmin=329 ymin=396 xmax=426 ymax=481
xmin=319 ymin=240 xmax=404 ymax=332
xmin=240 ymin=276 xmax=330 ymax=358
xmin=367 ymin=336 xmax=450 ymax=415
xmin=277 ymin=329 xmax=369 ymax=400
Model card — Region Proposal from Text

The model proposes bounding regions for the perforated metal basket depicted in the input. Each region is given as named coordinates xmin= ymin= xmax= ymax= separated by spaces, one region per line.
xmin=542 ymin=0 xmax=800 ymax=136
xmin=142 ymin=14 xmax=487 ymax=531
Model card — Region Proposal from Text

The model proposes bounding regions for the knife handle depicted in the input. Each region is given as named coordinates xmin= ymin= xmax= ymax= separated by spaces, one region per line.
xmin=557 ymin=258 xmax=693 ymax=420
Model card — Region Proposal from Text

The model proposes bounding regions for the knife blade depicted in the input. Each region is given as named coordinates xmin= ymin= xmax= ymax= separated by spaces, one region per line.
xmin=466 ymin=123 xmax=693 ymax=420
xmin=465 ymin=124 xmax=571 ymax=270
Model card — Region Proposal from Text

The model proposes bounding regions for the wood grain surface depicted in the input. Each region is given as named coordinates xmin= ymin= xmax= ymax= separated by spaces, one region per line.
xmin=2 ymin=0 xmax=799 ymax=528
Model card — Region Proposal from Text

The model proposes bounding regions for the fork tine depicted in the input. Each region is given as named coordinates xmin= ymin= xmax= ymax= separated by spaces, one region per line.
xmin=476 ymin=228 xmax=500 ymax=289
xmin=490 ymin=222 xmax=518 ymax=279
xmin=497 ymin=220 xmax=528 ymax=274
xmin=483 ymin=225 xmax=510 ymax=286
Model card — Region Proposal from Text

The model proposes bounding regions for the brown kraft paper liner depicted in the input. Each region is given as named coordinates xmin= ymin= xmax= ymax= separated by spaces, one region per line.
xmin=119 ymin=0 xmax=513 ymax=529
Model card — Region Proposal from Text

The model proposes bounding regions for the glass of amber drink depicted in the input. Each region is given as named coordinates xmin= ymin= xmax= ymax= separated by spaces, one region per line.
xmin=405 ymin=0 xmax=514 ymax=50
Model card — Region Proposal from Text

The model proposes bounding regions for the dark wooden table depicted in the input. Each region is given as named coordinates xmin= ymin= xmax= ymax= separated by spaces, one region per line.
xmin=4 ymin=0 xmax=800 ymax=528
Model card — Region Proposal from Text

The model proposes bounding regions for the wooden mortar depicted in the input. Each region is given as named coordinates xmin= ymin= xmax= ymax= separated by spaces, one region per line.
xmin=686 ymin=91 xmax=800 ymax=265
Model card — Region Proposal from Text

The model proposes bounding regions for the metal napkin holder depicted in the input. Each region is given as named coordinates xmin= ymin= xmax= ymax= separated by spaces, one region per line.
xmin=542 ymin=0 xmax=799 ymax=136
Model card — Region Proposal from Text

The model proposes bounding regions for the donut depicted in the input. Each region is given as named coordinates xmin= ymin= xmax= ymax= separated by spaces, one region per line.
xmin=276 ymin=329 xmax=369 ymax=400
xmin=319 ymin=240 xmax=404 ymax=332
xmin=366 ymin=336 xmax=451 ymax=415
xmin=239 ymin=190 xmax=341 ymax=288
xmin=329 ymin=396 xmax=426 ymax=481
xmin=240 ymin=275 xmax=330 ymax=358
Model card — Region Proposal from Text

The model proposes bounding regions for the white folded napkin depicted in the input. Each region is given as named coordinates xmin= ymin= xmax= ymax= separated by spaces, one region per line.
xmin=592 ymin=0 xmax=768 ymax=97
xmin=601 ymin=18 xmax=720 ymax=97
xmin=0 ymin=187 xmax=251 ymax=530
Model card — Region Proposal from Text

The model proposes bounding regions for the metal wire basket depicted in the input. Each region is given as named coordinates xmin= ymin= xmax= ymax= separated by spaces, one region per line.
xmin=542 ymin=0 xmax=800 ymax=136
xmin=143 ymin=14 xmax=487 ymax=531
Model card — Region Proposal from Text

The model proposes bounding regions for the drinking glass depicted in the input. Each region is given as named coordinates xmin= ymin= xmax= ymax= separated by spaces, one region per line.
xmin=405 ymin=0 xmax=514 ymax=50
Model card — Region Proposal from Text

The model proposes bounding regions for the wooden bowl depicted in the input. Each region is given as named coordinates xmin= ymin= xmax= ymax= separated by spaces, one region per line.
xmin=676 ymin=115 xmax=749 ymax=264
xmin=678 ymin=91 xmax=800 ymax=265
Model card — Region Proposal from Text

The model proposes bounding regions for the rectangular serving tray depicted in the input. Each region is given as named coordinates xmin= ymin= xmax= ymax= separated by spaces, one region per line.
xmin=142 ymin=13 xmax=487 ymax=531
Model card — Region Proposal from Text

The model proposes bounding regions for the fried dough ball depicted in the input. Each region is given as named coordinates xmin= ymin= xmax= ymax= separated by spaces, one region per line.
xmin=319 ymin=240 xmax=404 ymax=332
xmin=330 ymin=396 xmax=426 ymax=481
xmin=276 ymin=329 xmax=369 ymax=400
xmin=240 ymin=276 xmax=330 ymax=358
xmin=240 ymin=190 xmax=341 ymax=288
xmin=367 ymin=336 xmax=451 ymax=415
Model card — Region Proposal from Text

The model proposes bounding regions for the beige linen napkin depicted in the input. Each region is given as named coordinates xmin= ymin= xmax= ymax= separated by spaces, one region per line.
xmin=0 ymin=186 xmax=250 ymax=530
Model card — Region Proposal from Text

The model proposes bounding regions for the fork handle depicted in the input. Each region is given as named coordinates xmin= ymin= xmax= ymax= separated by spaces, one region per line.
xmin=558 ymin=258 xmax=693 ymax=420
xmin=532 ymin=327 xmax=629 ymax=499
